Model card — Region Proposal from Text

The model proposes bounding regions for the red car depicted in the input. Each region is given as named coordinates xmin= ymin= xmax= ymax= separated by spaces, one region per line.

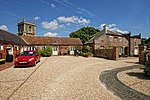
xmin=14 ymin=50 xmax=40 ymax=67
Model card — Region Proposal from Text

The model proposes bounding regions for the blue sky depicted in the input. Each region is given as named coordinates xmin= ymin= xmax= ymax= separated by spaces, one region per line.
xmin=0 ymin=0 xmax=150 ymax=38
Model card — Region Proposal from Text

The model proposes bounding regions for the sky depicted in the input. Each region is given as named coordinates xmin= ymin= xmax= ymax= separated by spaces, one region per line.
xmin=0 ymin=0 xmax=150 ymax=38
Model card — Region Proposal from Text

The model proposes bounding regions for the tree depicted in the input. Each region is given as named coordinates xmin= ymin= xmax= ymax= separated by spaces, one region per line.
xmin=69 ymin=26 xmax=100 ymax=44
xmin=141 ymin=37 xmax=150 ymax=45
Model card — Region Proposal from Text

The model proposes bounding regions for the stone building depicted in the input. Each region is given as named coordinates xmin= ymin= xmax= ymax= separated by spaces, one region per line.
xmin=18 ymin=17 xmax=36 ymax=36
xmin=85 ymin=25 xmax=141 ymax=58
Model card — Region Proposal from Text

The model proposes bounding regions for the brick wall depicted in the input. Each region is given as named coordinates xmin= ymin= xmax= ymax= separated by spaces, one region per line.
xmin=139 ymin=45 xmax=150 ymax=64
xmin=59 ymin=46 xmax=69 ymax=55
xmin=94 ymin=47 xmax=118 ymax=60
xmin=130 ymin=38 xmax=141 ymax=56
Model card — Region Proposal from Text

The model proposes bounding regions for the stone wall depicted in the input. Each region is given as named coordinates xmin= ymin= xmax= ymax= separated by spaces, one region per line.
xmin=94 ymin=47 xmax=118 ymax=60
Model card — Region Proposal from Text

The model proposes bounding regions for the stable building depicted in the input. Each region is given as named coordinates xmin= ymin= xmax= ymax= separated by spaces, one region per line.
xmin=0 ymin=29 xmax=26 ymax=61
xmin=22 ymin=36 xmax=82 ymax=55
xmin=18 ymin=18 xmax=82 ymax=55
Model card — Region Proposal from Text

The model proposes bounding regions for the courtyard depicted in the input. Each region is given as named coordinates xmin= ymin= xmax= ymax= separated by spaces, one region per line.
xmin=0 ymin=56 xmax=149 ymax=100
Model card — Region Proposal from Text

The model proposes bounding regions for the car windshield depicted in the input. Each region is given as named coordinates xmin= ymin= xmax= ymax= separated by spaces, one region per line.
xmin=20 ymin=51 xmax=35 ymax=56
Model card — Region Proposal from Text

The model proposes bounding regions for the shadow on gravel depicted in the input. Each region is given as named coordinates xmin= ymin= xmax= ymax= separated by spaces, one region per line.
xmin=124 ymin=61 xmax=139 ymax=64
xmin=14 ymin=65 xmax=35 ymax=68
xmin=126 ymin=72 xmax=150 ymax=80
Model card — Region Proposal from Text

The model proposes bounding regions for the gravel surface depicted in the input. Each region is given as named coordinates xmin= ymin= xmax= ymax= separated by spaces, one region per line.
xmin=0 ymin=56 xmax=140 ymax=100
xmin=118 ymin=67 xmax=150 ymax=96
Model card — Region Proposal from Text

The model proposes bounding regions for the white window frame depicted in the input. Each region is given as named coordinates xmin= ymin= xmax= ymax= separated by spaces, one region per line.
xmin=118 ymin=37 xmax=122 ymax=42
xmin=54 ymin=46 xmax=58 ymax=51
xmin=0 ymin=45 xmax=4 ymax=50
xmin=109 ymin=36 xmax=113 ymax=41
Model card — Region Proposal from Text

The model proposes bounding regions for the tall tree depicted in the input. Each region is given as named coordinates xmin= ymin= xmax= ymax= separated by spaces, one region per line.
xmin=141 ymin=37 xmax=150 ymax=45
xmin=69 ymin=26 xmax=100 ymax=44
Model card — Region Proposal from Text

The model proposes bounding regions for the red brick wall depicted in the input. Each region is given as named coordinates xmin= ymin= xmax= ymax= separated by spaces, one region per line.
xmin=59 ymin=46 xmax=69 ymax=55
xmin=130 ymin=38 xmax=141 ymax=56
xmin=139 ymin=45 xmax=150 ymax=64
xmin=94 ymin=47 xmax=118 ymax=60
xmin=0 ymin=43 xmax=22 ymax=60
xmin=0 ymin=44 xmax=7 ymax=59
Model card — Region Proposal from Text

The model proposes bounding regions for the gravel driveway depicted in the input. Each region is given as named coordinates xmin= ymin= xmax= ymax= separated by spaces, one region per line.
xmin=0 ymin=56 xmax=140 ymax=100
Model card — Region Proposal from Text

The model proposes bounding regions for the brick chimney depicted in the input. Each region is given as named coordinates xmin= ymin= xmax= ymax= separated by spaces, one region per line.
xmin=103 ymin=25 xmax=108 ymax=33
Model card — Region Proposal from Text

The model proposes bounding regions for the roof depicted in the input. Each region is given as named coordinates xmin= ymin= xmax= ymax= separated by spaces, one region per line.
xmin=85 ymin=30 xmax=123 ymax=44
xmin=0 ymin=29 xmax=26 ymax=45
xmin=131 ymin=34 xmax=141 ymax=39
xmin=22 ymin=36 xmax=82 ymax=46
xmin=106 ymin=30 xmax=123 ymax=36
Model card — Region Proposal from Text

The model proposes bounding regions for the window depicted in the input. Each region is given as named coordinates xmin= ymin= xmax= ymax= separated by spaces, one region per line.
xmin=28 ymin=26 xmax=32 ymax=32
xmin=134 ymin=42 xmax=138 ymax=47
xmin=17 ymin=46 xmax=19 ymax=50
xmin=0 ymin=45 xmax=4 ymax=50
xmin=70 ymin=46 xmax=75 ymax=51
xmin=118 ymin=37 xmax=122 ymax=42
xmin=114 ymin=37 xmax=118 ymax=42
xmin=42 ymin=46 xmax=46 ymax=50
xmin=54 ymin=46 xmax=58 ymax=51
xmin=109 ymin=36 xmax=113 ymax=41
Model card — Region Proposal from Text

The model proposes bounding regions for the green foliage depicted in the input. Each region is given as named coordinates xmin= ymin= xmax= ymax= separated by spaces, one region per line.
xmin=35 ymin=47 xmax=40 ymax=54
xmin=80 ymin=52 xmax=92 ymax=57
xmin=82 ymin=45 xmax=90 ymax=53
xmin=75 ymin=46 xmax=82 ymax=52
xmin=141 ymin=37 xmax=150 ymax=45
xmin=76 ymin=46 xmax=92 ymax=57
xmin=144 ymin=61 xmax=150 ymax=77
xmin=143 ymin=48 xmax=150 ymax=55
xmin=69 ymin=26 xmax=100 ymax=44
xmin=40 ymin=46 xmax=52 ymax=57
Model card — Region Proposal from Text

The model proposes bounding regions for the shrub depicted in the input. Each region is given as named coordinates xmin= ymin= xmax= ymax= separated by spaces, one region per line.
xmin=144 ymin=61 xmax=150 ymax=77
xmin=82 ymin=45 xmax=90 ymax=53
xmin=82 ymin=52 xmax=92 ymax=57
xmin=40 ymin=46 xmax=52 ymax=57
xmin=75 ymin=46 xmax=82 ymax=52
xmin=35 ymin=47 xmax=40 ymax=54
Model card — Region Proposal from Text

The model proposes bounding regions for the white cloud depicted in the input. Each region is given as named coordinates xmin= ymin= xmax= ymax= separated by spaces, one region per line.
xmin=41 ymin=20 xmax=64 ymax=30
xmin=0 ymin=25 xmax=8 ymax=31
xmin=43 ymin=32 xmax=59 ymax=37
xmin=51 ymin=4 xmax=56 ymax=8
xmin=34 ymin=16 xmax=40 ymax=20
xmin=57 ymin=16 xmax=90 ymax=25
xmin=99 ymin=23 xmax=128 ymax=34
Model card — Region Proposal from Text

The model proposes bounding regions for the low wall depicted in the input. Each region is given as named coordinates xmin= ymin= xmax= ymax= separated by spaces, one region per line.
xmin=94 ymin=47 xmax=118 ymax=60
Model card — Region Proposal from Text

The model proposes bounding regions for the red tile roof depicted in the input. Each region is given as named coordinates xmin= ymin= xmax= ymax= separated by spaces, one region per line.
xmin=21 ymin=36 xmax=82 ymax=46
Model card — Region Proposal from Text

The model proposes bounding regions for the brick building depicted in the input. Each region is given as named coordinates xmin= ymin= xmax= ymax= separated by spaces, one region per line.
xmin=17 ymin=18 xmax=82 ymax=55
xmin=21 ymin=36 xmax=82 ymax=55
xmin=0 ymin=29 xmax=26 ymax=60
xmin=0 ymin=18 xmax=82 ymax=61
xmin=85 ymin=25 xmax=141 ymax=58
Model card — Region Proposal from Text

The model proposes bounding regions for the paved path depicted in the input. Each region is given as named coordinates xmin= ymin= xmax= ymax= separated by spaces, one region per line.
xmin=0 ymin=56 xmax=141 ymax=100
xmin=0 ymin=62 xmax=13 ymax=71
xmin=100 ymin=66 xmax=150 ymax=100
